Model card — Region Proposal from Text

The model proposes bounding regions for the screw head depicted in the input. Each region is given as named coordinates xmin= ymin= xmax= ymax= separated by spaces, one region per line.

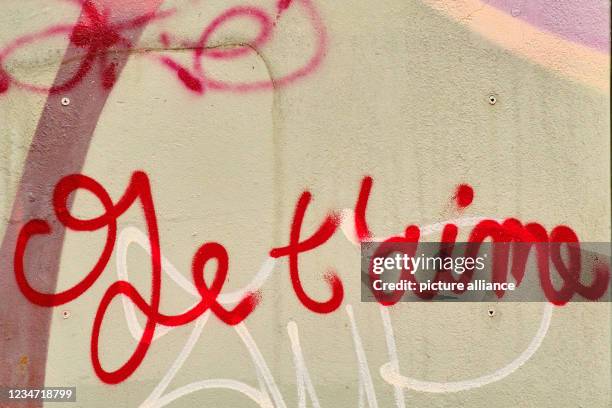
xmin=62 ymin=310 xmax=71 ymax=319
xmin=61 ymin=97 xmax=70 ymax=106
xmin=488 ymin=94 xmax=497 ymax=105
xmin=487 ymin=308 xmax=495 ymax=317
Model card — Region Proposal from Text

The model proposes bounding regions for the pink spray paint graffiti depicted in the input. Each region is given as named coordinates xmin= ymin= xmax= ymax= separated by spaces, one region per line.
xmin=0 ymin=0 xmax=326 ymax=97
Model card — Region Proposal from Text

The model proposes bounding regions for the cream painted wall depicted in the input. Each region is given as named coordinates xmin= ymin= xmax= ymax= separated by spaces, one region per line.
xmin=0 ymin=1 xmax=609 ymax=407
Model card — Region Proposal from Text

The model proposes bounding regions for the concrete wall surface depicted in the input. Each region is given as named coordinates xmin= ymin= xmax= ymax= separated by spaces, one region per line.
xmin=0 ymin=1 xmax=610 ymax=407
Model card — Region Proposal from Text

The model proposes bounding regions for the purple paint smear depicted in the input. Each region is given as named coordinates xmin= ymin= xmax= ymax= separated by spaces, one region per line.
xmin=487 ymin=0 xmax=610 ymax=53
xmin=0 ymin=1 xmax=162 ymax=400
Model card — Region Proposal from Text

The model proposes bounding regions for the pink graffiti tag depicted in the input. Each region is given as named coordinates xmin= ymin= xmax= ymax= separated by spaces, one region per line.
xmin=0 ymin=0 xmax=326 ymax=96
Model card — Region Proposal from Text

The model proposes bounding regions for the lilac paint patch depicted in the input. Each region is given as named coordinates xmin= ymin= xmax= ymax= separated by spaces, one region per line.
xmin=487 ymin=0 xmax=610 ymax=53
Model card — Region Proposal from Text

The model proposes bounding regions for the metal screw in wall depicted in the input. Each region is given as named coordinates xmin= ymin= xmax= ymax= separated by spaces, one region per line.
xmin=61 ymin=97 xmax=70 ymax=106
xmin=488 ymin=94 xmax=497 ymax=105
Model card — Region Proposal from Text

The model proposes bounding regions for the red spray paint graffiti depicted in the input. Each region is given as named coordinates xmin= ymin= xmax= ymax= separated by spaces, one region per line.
xmin=14 ymin=172 xmax=258 ymax=384
xmin=12 ymin=172 xmax=611 ymax=384
xmin=269 ymin=191 xmax=344 ymax=314
xmin=359 ymin=182 xmax=610 ymax=305
xmin=454 ymin=183 xmax=474 ymax=208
